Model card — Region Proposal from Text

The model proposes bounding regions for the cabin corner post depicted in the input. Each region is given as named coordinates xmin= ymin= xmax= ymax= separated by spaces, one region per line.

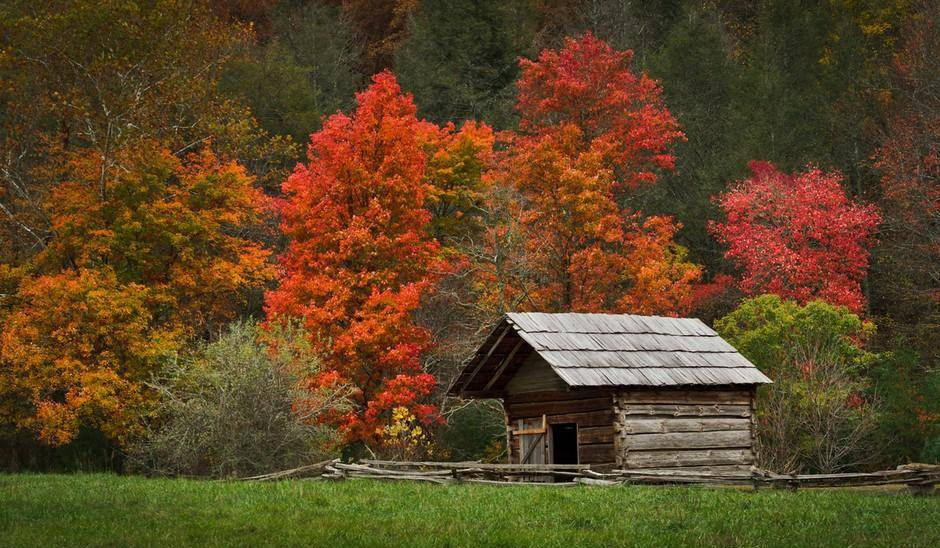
xmin=612 ymin=392 xmax=625 ymax=469
xmin=504 ymin=402 xmax=513 ymax=464
xmin=749 ymin=385 xmax=758 ymax=469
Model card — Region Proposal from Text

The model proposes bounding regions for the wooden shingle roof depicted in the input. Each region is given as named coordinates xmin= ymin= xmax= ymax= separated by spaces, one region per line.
xmin=449 ymin=312 xmax=771 ymax=396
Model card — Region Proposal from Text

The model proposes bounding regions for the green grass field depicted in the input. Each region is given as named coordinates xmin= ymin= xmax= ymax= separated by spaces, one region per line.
xmin=1 ymin=474 xmax=937 ymax=548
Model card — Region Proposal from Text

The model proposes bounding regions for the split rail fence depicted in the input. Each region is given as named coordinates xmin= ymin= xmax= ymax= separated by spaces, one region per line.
xmin=242 ymin=460 xmax=939 ymax=492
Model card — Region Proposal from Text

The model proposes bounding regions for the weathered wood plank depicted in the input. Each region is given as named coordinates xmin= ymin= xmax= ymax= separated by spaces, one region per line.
xmin=626 ymin=464 xmax=753 ymax=475
xmin=518 ymin=417 xmax=546 ymax=465
xmin=510 ymin=412 xmax=613 ymax=432
xmin=624 ymin=448 xmax=753 ymax=468
xmin=622 ymin=430 xmax=752 ymax=451
xmin=506 ymin=397 xmax=613 ymax=417
xmin=505 ymin=354 xmax=568 ymax=394
xmin=344 ymin=473 xmax=456 ymax=484
xmin=464 ymin=479 xmax=579 ymax=487
xmin=543 ymin=410 xmax=613 ymax=428
xmin=509 ymin=441 xmax=519 ymax=462
xmin=589 ymin=462 xmax=617 ymax=473
xmin=618 ymin=404 xmax=751 ymax=417
xmin=361 ymin=460 xmax=590 ymax=470
xmin=617 ymin=389 xmax=751 ymax=405
xmin=333 ymin=462 xmax=455 ymax=477
xmin=619 ymin=417 xmax=750 ymax=434
xmin=548 ymin=411 xmax=614 ymax=428
xmin=578 ymin=425 xmax=615 ymax=444
xmin=579 ymin=443 xmax=616 ymax=464
xmin=504 ymin=389 xmax=610 ymax=405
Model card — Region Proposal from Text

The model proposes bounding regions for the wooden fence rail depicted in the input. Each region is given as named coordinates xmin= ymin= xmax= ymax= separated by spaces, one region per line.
xmin=242 ymin=460 xmax=938 ymax=492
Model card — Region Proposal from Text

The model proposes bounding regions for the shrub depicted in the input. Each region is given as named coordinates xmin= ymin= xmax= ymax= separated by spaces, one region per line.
xmin=375 ymin=406 xmax=434 ymax=461
xmin=716 ymin=295 xmax=882 ymax=473
xmin=922 ymin=436 xmax=940 ymax=464
xmin=434 ymin=400 xmax=507 ymax=462
xmin=127 ymin=321 xmax=351 ymax=478
xmin=869 ymin=348 xmax=940 ymax=466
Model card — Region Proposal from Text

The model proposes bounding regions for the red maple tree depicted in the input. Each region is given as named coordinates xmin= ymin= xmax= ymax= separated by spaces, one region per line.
xmin=265 ymin=72 xmax=441 ymax=443
xmin=710 ymin=161 xmax=881 ymax=313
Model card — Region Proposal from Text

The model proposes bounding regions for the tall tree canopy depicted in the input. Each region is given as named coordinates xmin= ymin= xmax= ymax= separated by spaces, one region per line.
xmin=0 ymin=143 xmax=273 ymax=446
xmin=396 ymin=0 xmax=531 ymax=129
xmin=499 ymin=33 xmax=699 ymax=314
xmin=711 ymin=161 xmax=881 ymax=313
xmin=0 ymin=0 xmax=291 ymax=264
xmin=337 ymin=0 xmax=417 ymax=74
xmin=716 ymin=295 xmax=882 ymax=473
xmin=219 ymin=0 xmax=363 ymax=143
xmin=266 ymin=72 xmax=493 ymax=443
xmin=515 ymin=32 xmax=683 ymax=188
xmin=870 ymin=4 xmax=940 ymax=361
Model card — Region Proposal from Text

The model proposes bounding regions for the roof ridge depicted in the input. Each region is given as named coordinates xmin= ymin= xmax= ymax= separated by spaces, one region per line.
xmin=507 ymin=311 xmax=708 ymax=321
xmin=534 ymin=349 xmax=740 ymax=353
xmin=514 ymin=330 xmax=719 ymax=335
xmin=450 ymin=312 xmax=772 ymax=393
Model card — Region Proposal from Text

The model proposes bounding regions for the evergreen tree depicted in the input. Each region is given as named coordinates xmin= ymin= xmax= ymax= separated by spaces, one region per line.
xmin=220 ymin=1 xmax=363 ymax=142
xmin=395 ymin=0 xmax=533 ymax=128
xmin=726 ymin=0 xmax=905 ymax=194
xmin=636 ymin=6 xmax=749 ymax=270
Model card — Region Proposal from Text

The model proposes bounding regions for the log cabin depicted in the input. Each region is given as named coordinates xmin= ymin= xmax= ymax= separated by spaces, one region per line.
xmin=448 ymin=312 xmax=772 ymax=474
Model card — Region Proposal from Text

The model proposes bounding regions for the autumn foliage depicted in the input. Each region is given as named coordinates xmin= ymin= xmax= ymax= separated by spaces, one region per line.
xmin=501 ymin=33 xmax=699 ymax=315
xmin=515 ymin=32 xmax=683 ymax=189
xmin=870 ymin=7 xmax=940 ymax=361
xmin=711 ymin=161 xmax=881 ymax=313
xmin=266 ymin=72 xmax=494 ymax=443
xmin=4 ymin=1 xmax=934 ymax=469
xmin=0 ymin=143 xmax=273 ymax=445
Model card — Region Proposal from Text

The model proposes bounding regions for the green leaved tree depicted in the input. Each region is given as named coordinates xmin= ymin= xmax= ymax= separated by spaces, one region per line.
xmin=716 ymin=295 xmax=883 ymax=473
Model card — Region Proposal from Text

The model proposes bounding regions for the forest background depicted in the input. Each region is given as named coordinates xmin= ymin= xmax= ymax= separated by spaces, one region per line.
xmin=0 ymin=0 xmax=936 ymax=476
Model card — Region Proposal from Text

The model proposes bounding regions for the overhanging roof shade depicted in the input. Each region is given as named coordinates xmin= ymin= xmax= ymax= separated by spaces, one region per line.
xmin=450 ymin=312 xmax=772 ymax=396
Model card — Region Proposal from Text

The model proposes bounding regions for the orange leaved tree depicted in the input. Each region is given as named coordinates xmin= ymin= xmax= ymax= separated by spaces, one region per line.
xmin=501 ymin=33 xmax=700 ymax=314
xmin=266 ymin=72 xmax=478 ymax=444
xmin=0 ymin=142 xmax=273 ymax=446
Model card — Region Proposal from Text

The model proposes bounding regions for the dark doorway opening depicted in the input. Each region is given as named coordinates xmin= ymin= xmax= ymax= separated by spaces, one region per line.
xmin=551 ymin=423 xmax=578 ymax=465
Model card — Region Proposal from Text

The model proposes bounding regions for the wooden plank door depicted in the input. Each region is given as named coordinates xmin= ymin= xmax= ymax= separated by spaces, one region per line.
xmin=516 ymin=416 xmax=547 ymax=465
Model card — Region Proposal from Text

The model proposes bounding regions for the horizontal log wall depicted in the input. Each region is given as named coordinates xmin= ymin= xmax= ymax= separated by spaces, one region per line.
xmin=613 ymin=388 xmax=757 ymax=473
xmin=504 ymin=353 xmax=568 ymax=394
xmin=504 ymin=389 xmax=616 ymax=470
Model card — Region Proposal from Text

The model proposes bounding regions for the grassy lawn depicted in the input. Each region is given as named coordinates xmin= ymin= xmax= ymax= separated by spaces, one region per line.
xmin=1 ymin=474 xmax=937 ymax=548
